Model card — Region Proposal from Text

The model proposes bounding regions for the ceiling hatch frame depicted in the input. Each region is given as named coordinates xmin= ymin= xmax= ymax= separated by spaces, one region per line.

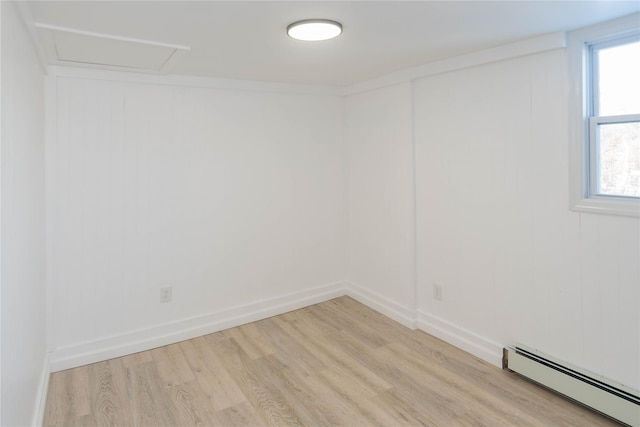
xmin=35 ymin=23 xmax=191 ymax=74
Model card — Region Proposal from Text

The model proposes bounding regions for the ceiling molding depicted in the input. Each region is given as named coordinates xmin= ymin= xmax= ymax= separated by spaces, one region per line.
xmin=342 ymin=32 xmax=567 ymax=96
xmin=567 ymin=12 xmax=640 ymax=42
xmin=47 ymin=31 xmax=566 ymax=99
xmin=12 ymin=2 xmax=49 ymax=74
xmin=48 ymin=30 xmax=565 ymax=99
xmin=48 ymin=65 xmax=344 ymax=97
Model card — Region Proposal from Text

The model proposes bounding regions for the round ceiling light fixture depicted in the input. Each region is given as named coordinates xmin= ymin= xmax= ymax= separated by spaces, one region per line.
xmin=287 ymin=19 xmax=343 ymax=41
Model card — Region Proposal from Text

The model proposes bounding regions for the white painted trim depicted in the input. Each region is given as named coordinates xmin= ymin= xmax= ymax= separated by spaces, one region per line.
xmin=44 ymin=72 xmax=57 ymax=355
xmin=34 ymin=23 xmax=191 ymax=51
xmin=31 ymin=354 xmax=50 ymax=427
xmin=49 ymin=65 xmax=343 ymax=97
xmin=11 ymin=2 xmax=48 ymax=74
xmin=416 ymin=309 xmax=503 ymax=368
xmin=47 ymin=277 xmax=505 ymax=386
xmin=44 ymin=30 xmax=566 ymax=97
xmin=409 ymin=80 xmax=419 ymax=316
xmin=49 ymin=281 xmax=347 ymax=372
xmin=567 ymin=13 xmax=640 ymax=218
xmin=47 ymin=275 xmax=506 ymax=381
xmin=0 ymin=3 xmax=3 ymax=422
xmin=343 ymin=32 xmax=566 ymax=96
xmin=35 ymin=23 xmax=191 ymax=75
xmin=571 ymin=197 xmax=640 ymax=217
xmin=345 ymin=281 xmax=417 ymax=329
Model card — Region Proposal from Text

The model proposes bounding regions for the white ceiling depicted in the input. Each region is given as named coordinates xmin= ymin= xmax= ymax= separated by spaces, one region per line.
xmin=27 ymin=1 xmax=640 ymax=87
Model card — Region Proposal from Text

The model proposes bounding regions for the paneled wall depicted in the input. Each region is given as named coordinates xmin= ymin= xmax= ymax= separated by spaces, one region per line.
xmin=344 ymin=83 xmax=416 ymax=323
xmin=413 ymin=49 xmax=639 ymax=389
xmin=48 ymin=73 xmax=346 ymax=366
xmin=1 ymin=2 xmax=47 ymax=425
xmin=47 ymin=29 xmax=639 ymax=394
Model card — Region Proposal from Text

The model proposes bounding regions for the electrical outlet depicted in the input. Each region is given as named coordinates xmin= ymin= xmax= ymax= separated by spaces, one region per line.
xmin=160 ymin=286 xmax=172 ymax=303
xmin=433 ymin=284 xmax=443 ymax=301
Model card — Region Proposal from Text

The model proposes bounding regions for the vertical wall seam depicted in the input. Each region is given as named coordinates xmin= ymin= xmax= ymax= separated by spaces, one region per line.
xmin=44 ymin=69 xmax=57 ymax=355
xmin=410 ymin=79 xmax=419 ymax=321
xmin=341 ymin=89 xmax=350 ymax=283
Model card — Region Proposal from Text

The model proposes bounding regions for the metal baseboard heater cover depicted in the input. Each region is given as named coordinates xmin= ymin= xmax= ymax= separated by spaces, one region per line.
xmin=505 ymin=345 xmax=640 ymax=427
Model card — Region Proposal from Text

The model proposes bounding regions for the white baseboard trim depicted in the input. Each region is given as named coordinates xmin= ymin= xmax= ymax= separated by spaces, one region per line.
xmin=32 ymin=353 xmax=50 ymax=427
xmin=50 ymin=281 xmax=347 ymax=372
xmin=345 ymin=281 xmax=416 ymax=329
xmin=49 ymin=280 xmax=504 ymax=375
xmin=416 ymin=309 xmax=503 ymax=368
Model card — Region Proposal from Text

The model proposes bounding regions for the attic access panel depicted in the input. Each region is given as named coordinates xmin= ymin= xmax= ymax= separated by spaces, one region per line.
xmin=36 ymin=23 xmax=190 ymax=73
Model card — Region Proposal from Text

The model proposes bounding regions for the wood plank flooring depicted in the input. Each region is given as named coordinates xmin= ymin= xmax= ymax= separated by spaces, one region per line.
xmin=44 ymin=297 xmax=621 ymax=426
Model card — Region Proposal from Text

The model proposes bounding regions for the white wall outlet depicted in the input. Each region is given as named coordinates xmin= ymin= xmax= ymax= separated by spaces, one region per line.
xmin=160 ymin=286 xmax=172 ymax=303
xmin=433 ymin=284 xmax=443 ymax=301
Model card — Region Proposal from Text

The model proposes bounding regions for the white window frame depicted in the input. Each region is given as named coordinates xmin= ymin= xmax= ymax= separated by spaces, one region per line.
xmin=589 ymin=114 xmax=640 ymax=197
xmin=568 ymin=13 xmax=640 ymax=217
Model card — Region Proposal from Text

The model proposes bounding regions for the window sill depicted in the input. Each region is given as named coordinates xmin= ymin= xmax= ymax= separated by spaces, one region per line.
xmin=571 ymin=196 xmax=640 ymax=217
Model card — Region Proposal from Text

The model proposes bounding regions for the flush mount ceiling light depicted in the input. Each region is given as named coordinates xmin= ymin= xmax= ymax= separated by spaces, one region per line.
xmin=287 ymin=19 xmax=343 ymax=41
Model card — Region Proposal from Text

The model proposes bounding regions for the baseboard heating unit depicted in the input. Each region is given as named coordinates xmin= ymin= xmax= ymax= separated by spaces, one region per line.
xmin=504 ymin=345 xmax=640 ymax=426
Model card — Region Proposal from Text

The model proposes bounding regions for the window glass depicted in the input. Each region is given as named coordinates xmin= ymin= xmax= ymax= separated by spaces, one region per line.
xmin=596 ymin=121 xmax=640 ymax=197
xmin=590 ymin=36 xmax=640 ymax=199
xmin=594 ymin=40 xmax=640 ymax=116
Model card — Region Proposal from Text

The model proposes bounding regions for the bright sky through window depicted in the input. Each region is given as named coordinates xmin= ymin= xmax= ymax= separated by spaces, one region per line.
xmin=597 ymin=41 xmax=640 ymax=116
xmin=592 ymin=39 xmax=640 ymax=198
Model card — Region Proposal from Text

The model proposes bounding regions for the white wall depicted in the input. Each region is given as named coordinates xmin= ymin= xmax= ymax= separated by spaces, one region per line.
xmin=413 ymin=49 xmax=639 ymax=390
xmin=1 ymin=2 xmax=47 ymax=426
xmin=344 ymin=45 xmax=639 ymax=391
xmin=48 ymin=70 xmax=347 ymax=369
xmin=344 ymin=83 xmax=416 ymax=325
xmin=40 ymin=14 xmax=640 ymax=408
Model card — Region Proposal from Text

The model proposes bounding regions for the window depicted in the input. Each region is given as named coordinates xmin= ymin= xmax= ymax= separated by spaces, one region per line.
xmin=588 ymin=36 xmax=640 ymax=198
xmin=569 ymin=15 xmax=640 ymax=216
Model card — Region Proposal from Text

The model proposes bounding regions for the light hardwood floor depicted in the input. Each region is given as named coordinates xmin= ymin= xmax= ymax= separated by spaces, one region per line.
xmin=44 ymin=297 xmax=621 ymax=426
